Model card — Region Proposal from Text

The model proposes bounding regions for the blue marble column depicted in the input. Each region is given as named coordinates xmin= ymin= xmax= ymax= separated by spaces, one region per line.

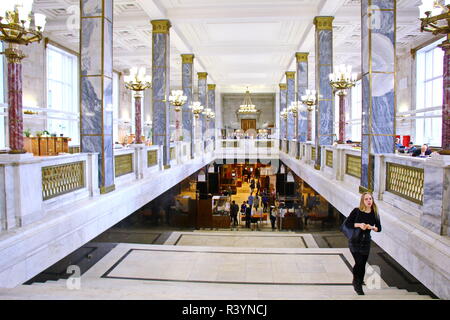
xmin=208 ymin=84 xmax=216 ymax=149
xmin=198 ymin=72 xmax=208 ymax=149
xmin=80 ymin=0 xmax=114 ymax=194
xmin=360 ymin=1 xmax=396 ymax=192
xmin=279 ymin=84 xmax=287 ymax=149
xmin=314 ymin=16 xmax=334 ymax=170
xmin=181 ymin=54 xmax=194 ymax=158
xmin=286 ymin=72 xmax=296 ymax=141
xmin=296 ymin=52 xmax=309 ymax=143
xmin=151 ymin=20 xmax=171 ymax=168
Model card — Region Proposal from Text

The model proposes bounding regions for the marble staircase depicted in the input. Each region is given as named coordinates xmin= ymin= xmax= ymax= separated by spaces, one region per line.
xmin=0 ymin=277 xmax=436 ymax=300
xmin=0 ymin=240 xmax=437 ymax=300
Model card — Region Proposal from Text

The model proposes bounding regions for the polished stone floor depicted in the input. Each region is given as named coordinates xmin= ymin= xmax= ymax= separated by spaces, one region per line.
xmin=0 ymin=234 xmax=436 ymax=300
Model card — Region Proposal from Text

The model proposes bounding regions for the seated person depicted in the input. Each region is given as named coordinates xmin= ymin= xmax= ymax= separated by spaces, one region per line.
xmin=412 ymin=144 xmax=432 ymax=157
xmin=395 ymin=138 xmax=405 ymax=151
xmin=406 ymin=142 xmax=418 ymax=154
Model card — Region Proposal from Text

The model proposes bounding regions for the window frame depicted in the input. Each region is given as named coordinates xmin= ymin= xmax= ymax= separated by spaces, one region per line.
xmin=46 ymin=43 xmax=80 ymax=146
xmin=415 ymin=38 xmax=444 ymax=147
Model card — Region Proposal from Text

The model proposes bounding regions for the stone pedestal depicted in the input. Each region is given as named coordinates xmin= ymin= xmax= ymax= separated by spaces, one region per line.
xmin=0 ymin=153 xmax=42 ymax=229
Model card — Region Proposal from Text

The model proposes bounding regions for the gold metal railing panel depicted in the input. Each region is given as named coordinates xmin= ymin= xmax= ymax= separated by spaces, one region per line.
xmin=147 ymin=150 xmax=158 ymax=167
xmin=346 ymin=154 xmax=361 ymax=178
xmin=170 ymin=147 xmax=176 ymax=160
xmin=256 ymin=141 xmax=273 ymax=148
xmin=42 ymin=161 xmax=85 ymax=200
xmin=222 ymin=141 xmax=238 ymax=148
xmin=386 ymin=162 xmax=424 ymax=205
xmin=326 ymin=150 xmax=333 ymax=168
xmin=115 ymin=153 xmax=133 ymax=177
xmin=311 ymin=147 xmax=316 ymax=160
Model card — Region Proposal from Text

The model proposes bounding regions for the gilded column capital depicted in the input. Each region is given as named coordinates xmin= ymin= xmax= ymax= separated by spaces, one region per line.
xmin=279 ymin=84 xmax=287 ymax=90
xmin=314 ymin=16 xmax=334 ymax=30
xmin=198 ymin=72 xmax=208 ymax=80
xmin=296 ymin=52 xmax=309 ymax=62
xmin=285 ymin=72 xmax=296 ymax=79
xmin=181 ymin=54 xmax=195 ymax=64
xmin=151 ymin=20 xmax=171 ymax=33
xmin=208 ymin=84 xmax=216 ymax=90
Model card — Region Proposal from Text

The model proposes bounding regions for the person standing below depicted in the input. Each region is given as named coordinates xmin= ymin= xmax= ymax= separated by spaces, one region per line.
xmin=230 ymin=200 xmax=239 ymax=228
xmin=250 ymin=179 xmax=255 ymax=193
xmin=345 ymin=192 xmax=382 ymax=295
xmin=269 ymin=205 xmax=277 ymax=231
xmin=245 ymin=204 xmax=252 ymax=229
xmin=247 ymin=193 xmax=254 ymax=209
xmin=262 ymin=192 xmax=269 ymax=213
xmin=256 ymin=180 xmax=261 ymax=193
xmin=253 ymin=193 xmax=260 ymax=211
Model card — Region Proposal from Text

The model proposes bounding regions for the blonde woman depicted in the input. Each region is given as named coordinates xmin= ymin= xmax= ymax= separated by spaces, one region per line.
xmin=345 ymin=192 xmax=382 ymax=295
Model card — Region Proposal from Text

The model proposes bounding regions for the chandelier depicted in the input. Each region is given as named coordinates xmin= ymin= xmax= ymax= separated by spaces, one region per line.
xmin=288 ymin=100 xmax=302 ymax=117
xmin=280 ymin=108 xmax=288 ymax=120
xmin=419 ymin=0 xmax=450 ymax=35
xmin=0 ymin=1 xmax=46 ymax=47
xmin=300 ymin=90 xmax=317 ymax=112
xmin=237 ymin=88 xmax=259 ymax=114
xmin=329 ymin=64 xmax=357 ymax=95
xmin=124 ymin=67 xmax=152 ymax=92
xmin=203 ymin=107 xmax=215 ymax=121
xmin=189 ymin=101 xmax=204 ymax=118
xmin=168 ymin=90 xmax=187 ymax=112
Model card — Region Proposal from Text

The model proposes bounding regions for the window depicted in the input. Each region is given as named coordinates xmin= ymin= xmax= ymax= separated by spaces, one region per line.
xmin=0 ymin=41 xmax=6 ymax=149
xmin=350 ymin=80 xmax=362 ymax=142
xmin=113 ymin=72 xmax=119 ymax=143
xmin=46 ymin=44 xmax=79 ymax=145
xmin=415 ymin=39 xmax=444 ymax=146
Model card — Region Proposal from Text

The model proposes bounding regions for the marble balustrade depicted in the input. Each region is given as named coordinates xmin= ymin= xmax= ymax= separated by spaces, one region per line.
xmin=0 ymin=141 xmax=204 ymax=232
xmin=0 ymin=139 xmax=448 ymax=298
xmin=280 ymin=148 xmax=450 ymax=299
xmin=282 ymin=143 xmax=450 ymax=236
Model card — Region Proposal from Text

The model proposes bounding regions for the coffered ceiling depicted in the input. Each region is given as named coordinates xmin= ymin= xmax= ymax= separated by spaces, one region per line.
xmin=34 ymin=0 xmax=432 ymax=93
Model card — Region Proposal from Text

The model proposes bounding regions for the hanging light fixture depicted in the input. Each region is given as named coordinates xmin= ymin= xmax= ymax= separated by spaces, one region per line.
xmin=168 ymin=90 xmax=187 ymax=112
xmin=237 ymin=87 xmax=259 ymax=114
xmin=203 ymin=107 xmax=215 ymax=121
xmin=0 ymin=1 xmax=46 ymax=46
xmin=124 ymin=67 xmax=152 ymax=91
xmin=329 ymin=64 xmax=357 ymax=95
xmin=300 ymin=90 xmax=317 ymax=112
xmin=0 ymin=1 xmax=47 ymax=154
xmin=189 ymin=101 xmax=204 ymax=118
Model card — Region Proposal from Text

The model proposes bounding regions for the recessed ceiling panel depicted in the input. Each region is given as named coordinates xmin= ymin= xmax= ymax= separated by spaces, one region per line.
xmin=206 ymin=22 xmax=281 ymax=43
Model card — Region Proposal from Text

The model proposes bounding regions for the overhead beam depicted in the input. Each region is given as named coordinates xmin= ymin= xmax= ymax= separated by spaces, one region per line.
xmin=167 ymin=5 xmax=316 ymax=22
